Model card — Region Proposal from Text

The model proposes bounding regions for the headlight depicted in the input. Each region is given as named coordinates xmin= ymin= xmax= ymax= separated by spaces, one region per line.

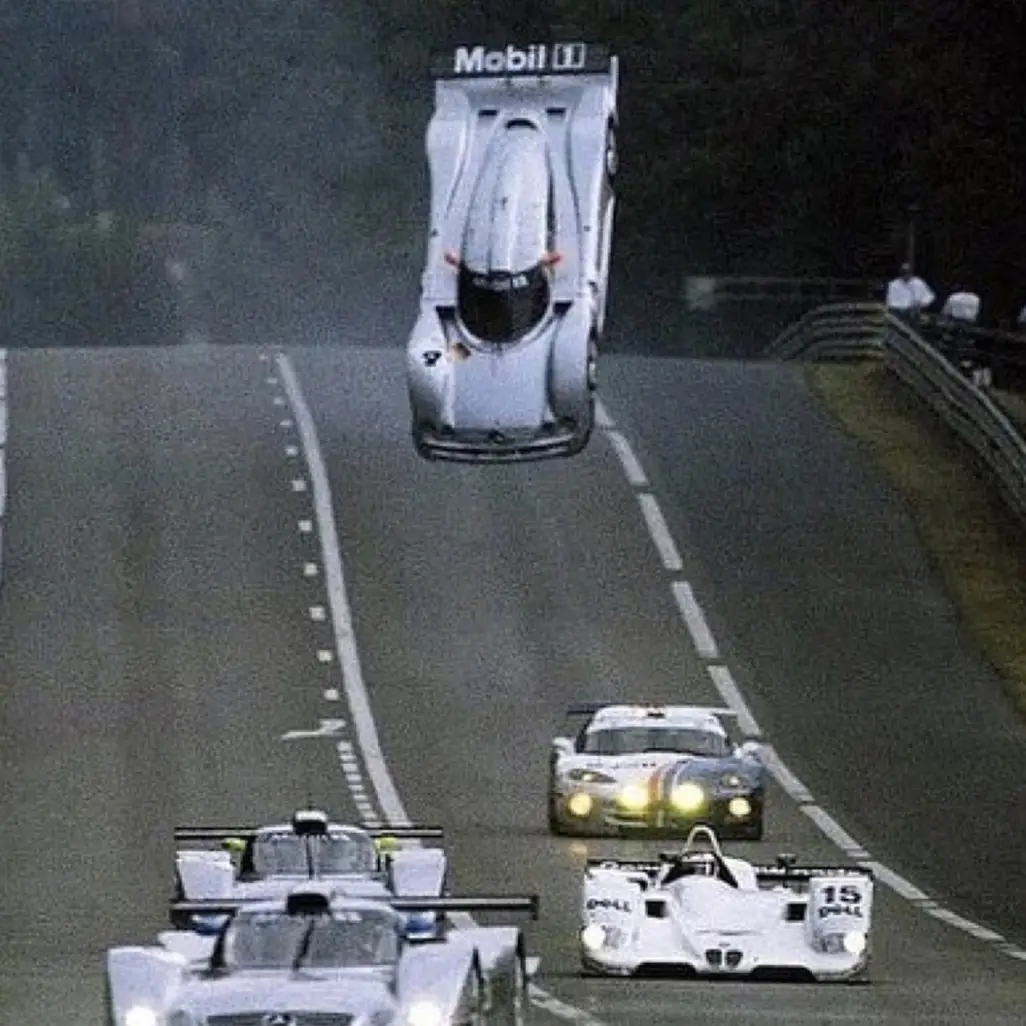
xmin=727 ymin=797 xmax=752 ymax=818
xmin=670 ymin=782 xmax=705 ymax=813
xmin=581 ymin=923 xmax=607 ymax=951
xmin=720 ymin=773 xmax=744 ymax=789
xmin=568 ymin=769 xmax=617 ymax=784
xmin=406 ymin=999 xmax=444 ymax=1026
xmin=615 ymin=782 xmax=649 ymax=811
xmin=842 ymin=931 xmax=867 ymax=955
xmin=567 ymin=792 xmax=594 ymax=817
xmin=124 ymin=1007 xmax=159 ymax=1026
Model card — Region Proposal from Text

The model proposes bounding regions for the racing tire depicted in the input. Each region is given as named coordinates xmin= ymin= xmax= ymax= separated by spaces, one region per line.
xmin=547 ymin=795 xmax=567 ymax=835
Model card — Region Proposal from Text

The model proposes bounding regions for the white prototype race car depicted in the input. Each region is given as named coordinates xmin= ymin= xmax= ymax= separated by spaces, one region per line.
xmin=171 ymin=809 xmax=448 ymax=934
xmin=108 ymin=884 xmax=538 ymax=1026
xmin=407 ymin=42 xmax=619 ymax=462
xmin=579 ymin=827 xmax=874 ymax=982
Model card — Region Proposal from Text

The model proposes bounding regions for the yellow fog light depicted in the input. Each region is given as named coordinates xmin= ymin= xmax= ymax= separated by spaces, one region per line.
xmin=727 ymin=797 xmax=752 ymax=818
xmin=616 ymin=782 xmax=649 ymax=811
xmin=567 ymin=792 xmax=594 ymax=817
xmin=670 ymin=782 xmax=705 ymax=813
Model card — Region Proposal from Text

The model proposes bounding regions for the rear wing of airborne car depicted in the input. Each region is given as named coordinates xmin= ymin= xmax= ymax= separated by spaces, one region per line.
xmin=565 ymin=703 xmax=740 ymax=718
xmin=430 ymin=42 xmax=615 ymax=82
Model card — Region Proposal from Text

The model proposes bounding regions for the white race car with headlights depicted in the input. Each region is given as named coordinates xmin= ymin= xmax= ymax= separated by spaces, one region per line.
xmin=579 ymin=827 xmax=873 ymax=982
xmin=407 ymin=42 xmax=619 ymax=462
xmin=108 ymin=884 xmax=538 ymax=1026
xmin=549 ymin=704 xmax=765 ymax=839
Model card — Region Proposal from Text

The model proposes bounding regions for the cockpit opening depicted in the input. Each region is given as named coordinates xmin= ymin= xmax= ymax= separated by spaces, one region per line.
xmin=457 ymin=262 xmax=550 ymax=345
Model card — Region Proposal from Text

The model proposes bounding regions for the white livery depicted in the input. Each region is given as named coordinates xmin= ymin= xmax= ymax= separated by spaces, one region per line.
xmin=580 ymin=827 xmax=874 ymax=982
xmin=171 ymin=809 xmax=448 ymax=934
xmin=107 ymin=884 xmax=538 ymax=1026
xmin=407 ymin=41 xmax=619 ymax=462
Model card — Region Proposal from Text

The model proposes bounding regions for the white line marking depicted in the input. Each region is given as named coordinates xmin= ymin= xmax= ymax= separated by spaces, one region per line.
xmin=285 ymin=444 xmax=300 ymax=457
xmin=707 ymin=665 xmax=761 ymax=736
xmin=280 ymin=418 xmax=294 ymax=428
xmin=605 ymin=430 xmax=648 ymax=487
xmin=802 ymin=805 xmax=870 ymax=859
xmin=303 ymin=562 xmax=319 ymax=577
xmin=273 ymin=396 xmax=286 ymax=406
xmin=277 ymin=351 xmax=615 ymax=1025
xmin=291 ymin=478 xmax=308 ymax=493
xmin=299 ymin=519 xmax=313 ymax=534
xmin=638 ymin=493 xmax=682 ymax=571
xmin=317 ymin=649 xmax=335 ymax=663
xmin=324 ymin=688 xmax=340 ymax=701
xmin=310 ymin=605 xmax=327 ymax=622
xmin=281 ymin=719 xmax=346 ymax=741
xmin=670 ymin=581 xmax=718 ymax=658
xmin=758 ymin=744 xmax=814 ymax=804
xmin=594 ymin=397 xmax=614 ymax=429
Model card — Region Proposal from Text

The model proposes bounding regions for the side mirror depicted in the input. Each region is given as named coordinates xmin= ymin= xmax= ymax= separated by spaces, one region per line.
xmin=551 ymin=737 xmax=574 ymax=757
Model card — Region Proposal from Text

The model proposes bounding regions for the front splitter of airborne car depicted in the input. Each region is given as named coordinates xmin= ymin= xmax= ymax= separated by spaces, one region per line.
xmin=548 ymin=790 xmax=764 ymax=841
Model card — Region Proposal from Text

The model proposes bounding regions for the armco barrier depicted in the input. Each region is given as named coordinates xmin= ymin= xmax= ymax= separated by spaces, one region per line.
xmin=765 ymin=304 xmax=1026 ymax=528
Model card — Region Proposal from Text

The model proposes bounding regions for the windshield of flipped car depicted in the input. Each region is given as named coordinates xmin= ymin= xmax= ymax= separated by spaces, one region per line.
xmin=223 ymin=908 xmax=400 ymax=970
xmin=582 ymin=727 xmax=729 ymax=757
xmin=458 ymin=263 xmax=549 ymax=344
xmin=250 ymin=831 xmax=377 ymax=876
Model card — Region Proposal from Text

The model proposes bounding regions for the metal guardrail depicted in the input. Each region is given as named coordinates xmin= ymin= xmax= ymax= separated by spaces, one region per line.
xmin=765 ymin=303 xmax=1026 ymax=527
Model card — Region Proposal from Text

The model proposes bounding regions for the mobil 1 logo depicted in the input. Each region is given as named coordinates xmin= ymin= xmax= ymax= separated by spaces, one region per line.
xmin=451 ymin=43 xmax=589 ymax=76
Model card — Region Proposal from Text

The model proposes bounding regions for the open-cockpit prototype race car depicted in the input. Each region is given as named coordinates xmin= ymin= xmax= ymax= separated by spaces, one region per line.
xmin=549 ymin=705 xmax=765 ymax=839
xmin=171 ymin=808 xmax=448 ymax=932
xmin=579 ymin=827 xmax=874 ymax=982
xmin=407 ymin=42 xmax=619 ymax=462
xmin=107 ymin=883 xmax=539 ymax=1026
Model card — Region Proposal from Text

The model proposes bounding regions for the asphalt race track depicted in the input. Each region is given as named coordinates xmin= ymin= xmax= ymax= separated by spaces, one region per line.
xmin=1 ymin=342 xmax=1025 ymax=1025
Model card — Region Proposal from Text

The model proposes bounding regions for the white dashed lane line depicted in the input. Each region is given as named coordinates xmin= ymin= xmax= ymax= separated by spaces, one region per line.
xmin=595 ymin=396 xmax=1026 ymax=964
xmin=272 ymin=349 xmax=616 ymax=1026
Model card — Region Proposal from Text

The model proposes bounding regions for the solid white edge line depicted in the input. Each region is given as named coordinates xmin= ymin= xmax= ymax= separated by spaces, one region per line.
xmin=670 ymin=580 xmax=718 ymax=659
xmin=802 ymin=804 xmax=869 ymax=859
xmin=277 ymin=351 xmax=615 ymax=1026
xmin=637 ymin=493 xmax=683 ymax=571
xmin=756 ymin=744 xmax=815 ymax=804
xmin=605 ymin=430 xmax=648 ymax=488
xmin=706 ymin=665 xmax=761 ymax=737
xmin=594 ymin=397 xmax=614 ymax=429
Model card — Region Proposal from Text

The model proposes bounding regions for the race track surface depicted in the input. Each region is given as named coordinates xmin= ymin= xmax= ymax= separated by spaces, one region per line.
xmin=1 ymin=343 xmax=1024 ymax=1025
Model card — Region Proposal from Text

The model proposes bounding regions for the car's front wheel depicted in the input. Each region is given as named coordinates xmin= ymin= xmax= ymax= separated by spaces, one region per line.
xmin=547 ymin=794 xmax=567 ymax=835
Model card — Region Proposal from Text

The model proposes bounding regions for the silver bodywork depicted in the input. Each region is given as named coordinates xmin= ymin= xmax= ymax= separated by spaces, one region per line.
xmin=579 ymin=828 xmax=874 ymax=982
xmin=107 ymin=887 xmax=537 ymax=1026
xmin=407 ymin=42 xmax=619 ymax=462
xmin=171 ymin=812 xmax=447 ymax=930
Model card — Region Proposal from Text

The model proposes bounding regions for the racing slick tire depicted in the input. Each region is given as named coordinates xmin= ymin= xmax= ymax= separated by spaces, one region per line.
xmin=547 ymin=794 xmax=568 ymax=835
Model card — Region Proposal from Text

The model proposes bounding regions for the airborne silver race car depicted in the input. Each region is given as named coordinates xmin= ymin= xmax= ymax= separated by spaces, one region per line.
xmin=171 ymin=809 xmax=447 ymax=934
xmin=407 ymin=42 xmax=619 ymax=462
xmin=107 ymin=884 xmax=538 ymax=1026
xmin=580 ymin=827 xmax=874 ymax=982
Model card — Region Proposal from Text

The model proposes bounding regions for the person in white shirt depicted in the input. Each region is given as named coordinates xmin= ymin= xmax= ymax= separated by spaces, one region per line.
xmin=940 ymin=290 xmax=981 ymax=324
xmin=885 ymin=263 xmax=935 ymax=319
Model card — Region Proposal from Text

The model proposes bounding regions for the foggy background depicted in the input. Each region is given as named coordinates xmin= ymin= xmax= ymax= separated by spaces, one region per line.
xmin=1 ymin=0 xmax=1022 ymax=352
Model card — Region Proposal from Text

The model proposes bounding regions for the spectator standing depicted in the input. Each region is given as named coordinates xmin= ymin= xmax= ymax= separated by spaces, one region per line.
xmin=886 ymin=262 xmax=935 ymax=322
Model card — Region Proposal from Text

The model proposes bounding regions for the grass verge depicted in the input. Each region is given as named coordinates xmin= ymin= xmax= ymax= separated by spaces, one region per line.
xmin=806 ymin=359 xmax=1026 ymax=720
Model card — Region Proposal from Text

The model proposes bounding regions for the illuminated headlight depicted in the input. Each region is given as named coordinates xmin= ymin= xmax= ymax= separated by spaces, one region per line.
xmin=727 ymin=797 xmax=752 ymax=818
xmin=616 ymin=782 xmax=649 ymax=811
xmin=669 ymin=782 xmax=705 ymax=813
xmin=843 ymin=931 xmax=867 ymax=955
xmin=720 ymin=773 xmax=744 ymax=789
xmin=124 ymin=1007 xmax=158 ymax=1026
xmin=406 ymin=999 xmax=444 ymax=1026
xmin=568 ymin=769 xmax=617 ymax=784
xmin=581 ymin=923 xmax=607 ymax=951
xmin=567 ymin=792 xmax=594 ymax=817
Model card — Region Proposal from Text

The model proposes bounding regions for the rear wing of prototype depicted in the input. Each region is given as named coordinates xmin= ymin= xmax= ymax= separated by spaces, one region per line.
xmin=566 ymin=704 xmax=739 ymax=718
xmin=431 ymin=42 xmax=615 ymax=81
xmin=586 ymin=856 xmax=875 ymax=885
xmin=170 ymin=894 xmax=539 ymax=920
xmin=174 ymin=824 xmax=443 ymax=843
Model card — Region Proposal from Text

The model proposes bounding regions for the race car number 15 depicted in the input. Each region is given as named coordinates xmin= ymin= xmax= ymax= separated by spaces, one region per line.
xmin=818 ymin=883 xmax=864 ymax=919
